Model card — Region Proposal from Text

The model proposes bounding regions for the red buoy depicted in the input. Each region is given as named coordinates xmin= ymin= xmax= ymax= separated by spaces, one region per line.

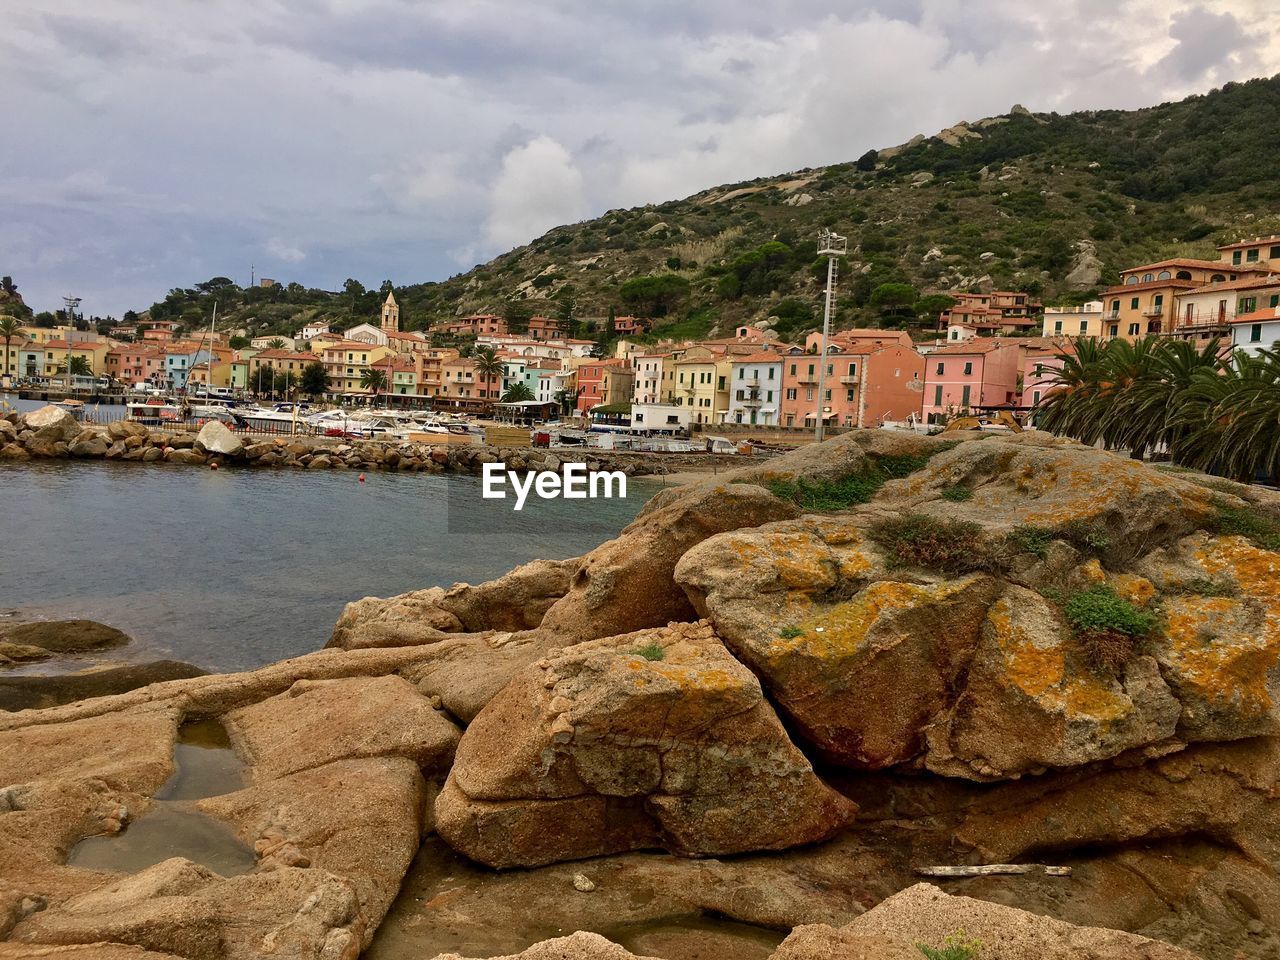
xmin=358 ymin=473 xmax=366 ymax=482
xmin=210 ymin=462 xmax=219 ymax=471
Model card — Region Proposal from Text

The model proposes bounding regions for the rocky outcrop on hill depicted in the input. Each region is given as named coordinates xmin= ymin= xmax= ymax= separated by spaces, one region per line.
xmin=5 ymin=429 xmax=1280 ymax=959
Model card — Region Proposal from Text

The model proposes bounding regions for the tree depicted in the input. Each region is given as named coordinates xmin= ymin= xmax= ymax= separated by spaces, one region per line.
xmin=869 ymin=283 xmax=918 ymax=325
xmin=267 ymin=338 xmax=286 ymax=350
xmin=473 ymin=346 xmax=504 ymax=399
xmin=914 ymin=294 xmax=957 ymax=326
xmin=300 ymin=361 xmax=329 ymax=400
xmin=555 ymin=296 xmax=576 ymax=337
xmin=553 ymin=387 xmax=581 ymax=417
xmin=229 ymin=335 xmax=250 ymax=349
xmin=57 ymin=355 xmax=92 ymax=377
xmin=618 ymin=274 xmax=690 ymax=317
xmin=359 ymin=368 xmax=387 ymax=397
xmin=33 ymin=311 xmax=55 ymax=328
xmin=0 ymin=316 xmax=20 ymax=377
xmin=504 ymin=299 xmax=533 ymax=335
xmin=501 ymin=383 xmax=535 ymax=403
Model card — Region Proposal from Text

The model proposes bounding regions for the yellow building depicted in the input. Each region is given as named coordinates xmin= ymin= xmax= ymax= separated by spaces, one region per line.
xmin=668 ymin=346 xmax=732 ymax=425
xmin=320 ymin=341 xmax=394 ymax=394
xmin=38 ymin=339 xmax=111 ymax=377
xmin=1100 ymin=257 xmax=1271 ymax=340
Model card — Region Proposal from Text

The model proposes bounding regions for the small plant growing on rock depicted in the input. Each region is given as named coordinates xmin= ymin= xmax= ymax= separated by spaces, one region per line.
xmin=1058 ymin=518 xmax=1111 ymax=555
xmin=1207 ymin=503 xmax=1280 ymax=552
xmin=1180 ymin=577 xmax=1237 ymax=597
xmin=869 ymin=514 xmax=996 ymax=573
xmin=941 ymin=485 xmax=973 ymax=502
xmin=1063 ymin=585 xmax=1157 ymax=672
xmin=917 ymin=931 xmax=982 ymax=959
xmin=764 ymin=473 xmax=885 ymax=511
xmin=1007 ymin=525 xmax=1054 ymax=559
xmin=633 ymin=642 xmax=665 ymax=661
xmin=778 ymin=625 xmax=804 ymax=639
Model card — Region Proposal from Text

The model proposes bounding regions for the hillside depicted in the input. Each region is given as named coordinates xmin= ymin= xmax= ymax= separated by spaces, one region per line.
xmin=133 ymin=74 xmax=1280 ymax=346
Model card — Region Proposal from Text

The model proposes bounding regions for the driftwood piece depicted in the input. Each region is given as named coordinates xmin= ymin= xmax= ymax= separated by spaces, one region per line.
xmin=915 ymin=864 xmax=1073 ymax=878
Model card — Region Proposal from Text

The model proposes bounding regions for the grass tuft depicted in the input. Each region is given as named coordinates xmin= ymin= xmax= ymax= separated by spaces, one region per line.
xmin=917 ymin=931 xmax=982 ymax=959
xmin=1063 ymin=585 xmax=1157 ymax=671
xmin=869 ymin=514 xmax=996 ymax=573
xmin=778 ymin=625 xmax=804 ymax=639
xmin=765 ymin=445 xmax=957 ymax=513
xmin=633 ymin=642 xmax=665 ymax=661
xmin=1007 ymin=525 xmax=1055 ymax=559
xmin=1206 ymin=503 xmax=1280 ymax=552
xmin=941 ymin=485 xmax=973 ymax=502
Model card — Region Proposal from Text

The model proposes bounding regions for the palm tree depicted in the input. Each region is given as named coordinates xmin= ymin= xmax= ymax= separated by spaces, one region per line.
xmin=57 ymin=355 xmax=92 ymax=377
xmin=501 ymin=382 xmax=535 ymax=403
xmin=473 ymin=346 xmax=503 ymax=400
xmin=267 ymin=337 xmax=286 ymax=350
xmin=0 ymin=316 xmax=21 ymax=379
xmin=359 ymin=368 xmax=387 ymax=398
xmin=1174 ymin=347 xmax=1280 ymax=482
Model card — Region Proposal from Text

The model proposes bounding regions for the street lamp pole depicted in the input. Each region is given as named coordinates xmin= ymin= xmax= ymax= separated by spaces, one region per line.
xmin=814 ymin=229 xmax=846 ymax=443
xmin=62 ymin=296 xmax=81 ymax=392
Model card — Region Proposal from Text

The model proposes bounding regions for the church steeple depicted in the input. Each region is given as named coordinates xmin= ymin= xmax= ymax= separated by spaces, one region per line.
xmin=381 ymin=290 xmax=400 ymax=334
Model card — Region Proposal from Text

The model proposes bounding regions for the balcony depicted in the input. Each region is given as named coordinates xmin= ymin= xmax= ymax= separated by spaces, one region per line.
xmin=793 ymin=373 xmax=818 ymax=385
xmin=839 ymin=374 xmax=859 ymax=385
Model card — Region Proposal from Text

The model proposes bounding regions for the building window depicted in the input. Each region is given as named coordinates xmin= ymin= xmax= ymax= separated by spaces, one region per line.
xmin=1130 ymin=297 xmax=1139 ymax=310
xmin=935 ymin=362 xmax=944 ymax=375
xmin=1128 ymin=323 xmax=1140 ymax=336
xmin=846 ymin=389 xmax=855 ymax=401
xmin=1033 ymin=390 xmax=1041 ymax=404
xmin=785 ymin=388 xmax=796 ymax=400
xmin=961 ymin=385 xmax=971 ymax=408
xmin=1233 ymin=250 xmax=1243 ymax=265
xmin=933 ymin=384 xmax=943 ymax=406
xmin=767 ymin=367 xmax=775 ymax=379
xmin=1142 ymin=273 xmax=1153 ymax=283
xmin=1158 ymin=270 xmax=1171 ymax=280
xmin=1270 ymin=295 xmax=1279 ymax=309
xmin=1240 ymin=297 xmax=1257 ymax=313
xmin=963 ymin=362 xmax=973 ymax=375
xmin=1054 ymin=320 xmax=1063 ymax=333
xmin=1110 ymin=301 xmax=1120 ymax=317
xmin=1125 ymin=276 xmax=1138 ymax=285
xmin=847 ymin=362 xmax=856 ymax=376
xmin=805 ymin=388 xmax=814 ymax=401
xmin=789 ymin=363 xmax=796 ymax=376
xmin=1251 ymin=324 xmax=1263 ymax=343
xmin=1078 ymin=320 xmax=1088 ymax=334
xmin=1247 ymin=249 xmax=1260 ymax=263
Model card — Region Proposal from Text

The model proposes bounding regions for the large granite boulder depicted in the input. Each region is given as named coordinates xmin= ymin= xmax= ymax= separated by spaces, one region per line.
xmin=429 ymin=933 xmax=661 ymax=960
xmin=437 ymin=622 xmax=854 ymax=867
xmin=193 ymin=421 xmax=244 ymax=459
xmin=0 ymin=620 xmax=130 ymax=657
xmin=677 ymin=522 xmax=1000 ymax=770
xmin=923 ymin=585 xmax=1182 ymax=780
xmin=22 ymin=406 xmax=80 ymax=443
xmin=537 ymin=484 xmax=797 ymax=642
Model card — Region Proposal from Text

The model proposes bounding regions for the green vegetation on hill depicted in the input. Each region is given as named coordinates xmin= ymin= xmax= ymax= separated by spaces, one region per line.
xmin=114 ymin=75 xmax=1280 ymax=347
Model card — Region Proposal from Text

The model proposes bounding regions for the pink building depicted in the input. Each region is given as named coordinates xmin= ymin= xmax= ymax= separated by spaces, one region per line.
xmin=922 ymin=340 xmax=1022 ymax=423
xmin=779 ymin=344 xmax=925 ymax=429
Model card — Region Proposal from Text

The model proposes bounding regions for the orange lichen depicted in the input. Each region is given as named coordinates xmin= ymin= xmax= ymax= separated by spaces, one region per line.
xmin=771 ymin=579 xmax=963 ymax=663
xmin=1196 ymin=536 xmax=1280 ymax=604
xmin=1161 ymin=594 xmax=1279 ymax=714
xmin=1110 ymin=573 xmax=1157 ymax=607
xmin=986 ymin=593 xmax=1128 ymax=723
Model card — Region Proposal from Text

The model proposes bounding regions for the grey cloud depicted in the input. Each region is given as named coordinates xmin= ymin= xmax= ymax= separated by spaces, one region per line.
xmin=1 ymin=0 xmax=1277 ymax=317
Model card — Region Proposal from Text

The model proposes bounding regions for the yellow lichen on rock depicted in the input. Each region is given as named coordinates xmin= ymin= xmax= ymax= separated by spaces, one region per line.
xmin=1161 ymin=595 xmax=1279 ymax=717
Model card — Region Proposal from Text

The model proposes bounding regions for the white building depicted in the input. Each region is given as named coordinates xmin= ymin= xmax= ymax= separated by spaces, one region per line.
xmin=631 ymin=353 xmax=666 ymax=404
xmin=250 ymin=335 xmax=297 ymax=350
xmin=1040 ymin=301 xmax=1105 ymax=338
xmin=299 ymin=321 xmax=331 ymax=341
xmin=1231 ymin=306 xmax=1280 ymax=356
xmin=631 ymin=402 xmax=691 ymax=434
xmin=535 ymin=369 xmax=571 ymax=406
xmin=726 ymin=352 xmax=782 ymax=426
xmin=345 ymin=323 xmax=388 ymax=346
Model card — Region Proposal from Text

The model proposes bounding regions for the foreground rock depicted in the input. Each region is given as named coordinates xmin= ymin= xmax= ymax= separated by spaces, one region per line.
xmin=777 ymin=883 xmax=1197 ymax=959
xmin=430 ymin=932 xmax=662 ymax=960
xmin=193 ymin=421 xmax=244 ymax=459
xmin=437 ymin=621 xmax=854 ymax=867
xmin=0 ymin=621 xmax=131 ymax=664
xmin=0 ymin=661 xmax=206 ymax=712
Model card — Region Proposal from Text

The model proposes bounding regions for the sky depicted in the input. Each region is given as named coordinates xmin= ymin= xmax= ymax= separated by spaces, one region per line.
xmin=1 ymin=1 xmax=1278 ymax=318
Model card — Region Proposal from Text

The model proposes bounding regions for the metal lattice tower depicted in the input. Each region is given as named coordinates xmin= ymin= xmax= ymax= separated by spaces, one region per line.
xmin=814 ymin=230 xmax=846 ymax=442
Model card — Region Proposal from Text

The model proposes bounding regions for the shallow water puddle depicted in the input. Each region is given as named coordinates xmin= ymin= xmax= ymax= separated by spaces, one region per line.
xmin=365 ymin=836 xmax=783 ymax=960
xmin=67 ymin=719 xmax=255 ymax=876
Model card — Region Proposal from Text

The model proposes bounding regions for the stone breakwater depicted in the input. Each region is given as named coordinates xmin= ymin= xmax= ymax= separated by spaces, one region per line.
xmin=0 ymin=405 xmax=743 ymax=478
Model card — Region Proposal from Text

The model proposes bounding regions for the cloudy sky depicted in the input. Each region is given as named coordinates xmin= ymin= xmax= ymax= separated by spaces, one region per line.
xmin=2 ymin=1 xmax=1278 ymax=317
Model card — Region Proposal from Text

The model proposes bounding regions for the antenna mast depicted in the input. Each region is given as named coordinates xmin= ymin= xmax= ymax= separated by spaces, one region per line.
xmin=814 ymin=228 xmax=846 ymax=443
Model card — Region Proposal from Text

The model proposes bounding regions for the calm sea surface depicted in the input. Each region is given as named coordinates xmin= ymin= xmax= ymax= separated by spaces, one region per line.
xmin=1 ymin=459 xmax=655 ymax=672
